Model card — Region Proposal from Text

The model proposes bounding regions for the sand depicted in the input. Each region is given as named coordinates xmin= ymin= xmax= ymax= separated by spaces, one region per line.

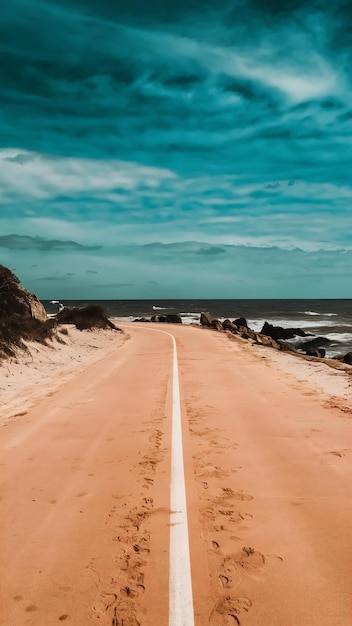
xmin=0 ymin=325 xmax=126 ymax=425
xmin=1 ymin=323 xmax=351 ymax=625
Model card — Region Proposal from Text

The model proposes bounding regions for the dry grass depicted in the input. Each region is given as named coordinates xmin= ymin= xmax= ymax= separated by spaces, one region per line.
xmin=0 ymin=316 xmax=56 ymax=358
xmin=56 ymin=305 xmax=118 ymax=331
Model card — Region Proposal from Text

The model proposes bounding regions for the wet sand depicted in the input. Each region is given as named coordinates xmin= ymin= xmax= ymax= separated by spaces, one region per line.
xmin=1 ymin=324 xmax=351 ymax=625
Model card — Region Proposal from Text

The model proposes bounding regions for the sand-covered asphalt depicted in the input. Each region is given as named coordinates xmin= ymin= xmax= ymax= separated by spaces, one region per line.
xmin=1 ymin=324 xmax=351 ymax=625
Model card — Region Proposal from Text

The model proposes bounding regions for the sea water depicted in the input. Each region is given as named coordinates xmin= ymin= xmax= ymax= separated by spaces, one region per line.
xmin=42 ymin=299 xmax=352 ymax=358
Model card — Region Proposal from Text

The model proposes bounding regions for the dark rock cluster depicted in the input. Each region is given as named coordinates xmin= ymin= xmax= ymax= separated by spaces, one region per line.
xmin=199 ymin=312 xmax=352 ymax=365
xmin=134 ymin=314 xmax=182 ymax=324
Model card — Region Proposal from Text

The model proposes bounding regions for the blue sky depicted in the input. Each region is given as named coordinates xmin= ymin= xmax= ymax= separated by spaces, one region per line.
xmin=1 ymin=0 xmax=351 ymax=298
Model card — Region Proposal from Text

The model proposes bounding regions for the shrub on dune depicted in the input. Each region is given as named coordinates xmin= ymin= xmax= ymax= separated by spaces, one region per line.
xmin=56 ymin=305 xmax=119 ymax=331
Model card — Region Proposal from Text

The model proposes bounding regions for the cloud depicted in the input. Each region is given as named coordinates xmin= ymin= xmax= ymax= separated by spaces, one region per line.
xmin=3 ymin=153 xmax=36 ymax=165
xmin=1 ymin=0 xmax=352 ymax=298
xmin=93 ymin=282 xmax=134 ymax=288
xmin=264 ymin=182 xmax=281 ymax=189
xmin=37 ymin=275 xmax=68 ymax=281
xmin=197 ymin=246 xmax=226 ymax=256
xmin=10 ymin=240 xmax=352 ymax=298
xmin=0 ymin=234 xmax=101 ymax=251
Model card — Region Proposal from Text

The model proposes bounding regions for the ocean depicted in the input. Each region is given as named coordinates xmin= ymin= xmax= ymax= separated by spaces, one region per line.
xmin=42 ymin=299 xmax=352 ymax=358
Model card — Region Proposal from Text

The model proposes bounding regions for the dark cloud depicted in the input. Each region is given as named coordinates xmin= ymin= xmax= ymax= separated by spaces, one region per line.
xmin=1 ymin=0 xmax=351 ymax=293
xmin=0 ymin=0 xmax=350 ymax=182
xmin=0 ymin=235 xmax=101 ymax=251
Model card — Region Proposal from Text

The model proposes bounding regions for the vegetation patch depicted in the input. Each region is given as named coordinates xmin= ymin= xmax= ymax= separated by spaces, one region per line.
xmin=56 ymin=305 xmax=119 ymax=331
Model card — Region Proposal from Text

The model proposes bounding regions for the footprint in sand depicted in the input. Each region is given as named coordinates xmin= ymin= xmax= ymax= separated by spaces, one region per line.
xmin=222 ymin=547 xmax=266 ymax=575
xmin=25 ymin=605 xmax=39 ymax=612
xmin=210 ymin=595 xmax=252 ymax=624
xmin=217 ymin=488 xmax=253 ymax=502
xmin=328 ymin=449 xmax=348 ymax=457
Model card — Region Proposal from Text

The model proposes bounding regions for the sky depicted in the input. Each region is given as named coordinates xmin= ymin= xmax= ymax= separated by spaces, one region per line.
xmin=0 ymin=0 xmax=351 ymax=299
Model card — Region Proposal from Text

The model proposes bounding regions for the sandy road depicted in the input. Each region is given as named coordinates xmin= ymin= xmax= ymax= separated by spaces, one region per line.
xmin=1 ymin=324 xmax=351 ymax=625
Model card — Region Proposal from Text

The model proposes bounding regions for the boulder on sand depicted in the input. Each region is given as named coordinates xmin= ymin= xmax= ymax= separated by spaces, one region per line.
xmin=255 ymin=334 xmax=280 ymax=350
xmin=234 ymin=317 xmax=248 ymax=329
xmin=151 ymin=315 xmax=167 ymax=322
xmin=343 ymin=352 xmax=352 ymax=365
xmin=306 ymin=348 xmax=326 ymax=358
xmin=296 ymin=337 xmax=331 ymax=352
xmin=165 ymin=314 xmax=182 ymax=324
xmin=277 ymin=341 xmax=299 ymax=353
xmin=222 ymin=319 xmax=238 ymax=332
xmin=261 ymin=321 xmax=308 ymax=341
xmin=200 ymin=312 xmax=213 ymax=326
xmin=211 ymin=319 xmax=223 ymax=331
xmin=240 ymin=327 xmax=256 ymax=340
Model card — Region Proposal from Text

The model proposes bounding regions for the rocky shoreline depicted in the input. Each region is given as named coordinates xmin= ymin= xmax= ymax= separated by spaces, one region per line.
xmin=134 ymin=310 xmax=352 ymax=370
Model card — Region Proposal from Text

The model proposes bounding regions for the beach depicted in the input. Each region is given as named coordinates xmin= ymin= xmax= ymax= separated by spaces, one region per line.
xmin=1 ymin=322 xmax=351 ymax=625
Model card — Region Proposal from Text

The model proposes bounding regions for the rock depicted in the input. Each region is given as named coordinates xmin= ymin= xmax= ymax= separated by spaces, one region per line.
xmin=306 ymin=348 xmax=326 ymax=358
xmin=151 ymin=315 xmax=166 ymax=322
xmin=240 ymin=328 xmax=256 ymax=340
xmin=255 ymin=334 xmax=280 ymax=350
xmin=234 ymin=317 xmax=248 ymax=329
xmin=261 ymin=321 xmax=308 ymax=340
xmin=133 ymin=317 xmax=150 ymax=322
xmin=200 ymin=312 xmax=213 ymax=326
xmin=343 ymin=352 xmax=352 ymax=365
xmin=211 ymin=319 xmax=223 ymax=331
xmin=222 ymin=319 xmax=238 ymax=332
xmin=0 ymin=265 xmax=47 ymax=322
xmin=296 ymin=336 xmax=331 ymax=351
xmin=277 ymin=341 xmax=299 ymax=353
xmin=165 ymin=314 xmax=182 ymax=324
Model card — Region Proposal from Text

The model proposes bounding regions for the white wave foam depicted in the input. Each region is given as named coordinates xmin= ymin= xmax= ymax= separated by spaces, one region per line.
xmin=247 ymin=318 xmax=344 ymax=331
xmin=301 ymin=311 xmax=337 ymax=316
xmin=180 ymin=313 xmax=201 ymax=325
xmin=325 ymin=332 xmax=352 ymax=343
xmin=153 ymin=306 xmax=169 ymax=310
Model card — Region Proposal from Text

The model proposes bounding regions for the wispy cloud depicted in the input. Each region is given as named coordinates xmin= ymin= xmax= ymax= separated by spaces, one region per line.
xmin=1 ymin=0 xmax=351 ymax=296
xmin=0 ymin=234 xmax=101 ymax=251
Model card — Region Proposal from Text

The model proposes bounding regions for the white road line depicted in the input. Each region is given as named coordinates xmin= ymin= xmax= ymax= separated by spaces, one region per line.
xmin=167 ymin=332 xmax=195 ymax=626
xmin=131 ymin=325 xmax=195 ymax=625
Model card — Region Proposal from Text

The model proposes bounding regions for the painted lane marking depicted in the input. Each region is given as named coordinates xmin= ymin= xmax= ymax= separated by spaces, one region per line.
xmin=130 ymin=325 xmax=195 ymax=625
xmin=168 ymin=332 xmax=195 ymax=626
